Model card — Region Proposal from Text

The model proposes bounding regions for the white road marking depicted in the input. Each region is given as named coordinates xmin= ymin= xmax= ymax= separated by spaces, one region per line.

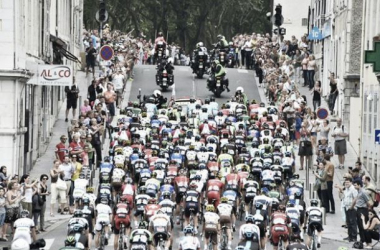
xmin=44 ymin=238 xmax=55 ymax=250
xmin=237 ymin=69 xmax=248 ymax=73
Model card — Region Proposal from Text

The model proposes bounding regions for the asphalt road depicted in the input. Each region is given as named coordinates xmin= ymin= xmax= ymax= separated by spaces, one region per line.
xmin=128 ymin=65 xmax=262 ymax=105
xmin=0 ymin=65 xmax=353 ymax=250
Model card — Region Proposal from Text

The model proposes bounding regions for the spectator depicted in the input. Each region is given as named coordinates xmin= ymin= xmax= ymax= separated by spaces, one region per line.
xmin=361 ymin=209 xmax=380 ymax=248
xmin=38 ymin=174 xmax=49 ymax=232
xmin=314 ymin=161 xmax=328 ymax=211
xmin=352 ymin=168 xmax=363 ymax=186
xmin=298 ymin=120 xmax=313 ymax=170
xmin=0 ymin=188 xmax=6 ymax=241
xmin=55 ymin=135 xmax=69 ymax=163
xmin=324 ymin=154 xmax=335 ymax=214
xmin=112 ymin=70 xmax=125 ymax=107
xmin=355 ymin=161 xmax=365 ymax=178
xmin=309 ymin=112 xmax=319 ymax=152
xmin=19 ymin=174 xmax=38 ymax=218
xmin=50 ymin=159 xmax=66 ymax=216
xmin=0 ymin=166 xmax=9 ymax=190
xmin=58 ymin=156 xmax=75 ymax=213
xmin=318 ymin=120 xmax=330 ymax=139
xmin=86 ymin=41 xmax=97 ymax=78
xmin=104 ymin=83 xmax=117 ymax=123
xmin=293 ymin=49 xmax=303 ymax=85
xmin=80 ymin=99 xmax=92 ymax=115
xmin=87 ymin=80 xmax=102 ymax=108
xmin=64 ymin=80 xmax=80 ymax=122
xmin=301 ymin=53 xmax=309 ymax=87
xmin=89 ymin=118 xmax=104 ymax=164
xmin=85 ymin=134 xmax=95 ymax=169
xmin=339 ymin=178 xmax=358 ymax=242
xmin=307 ymin=54 xmax=317 ymax=89
xmin=4 ymin=182 xmax=22 ymax=241
xmin=69 ymin=134 xmax=84 ymax=158
xmin=331 ymin=118 xmax=348 ymax=169
xmin=311 ymin=80 xmax=322 ymax=111
xmin=363 ymin=175 xmax=376 ymax=209
xmin=353 ymin=180 xmax=370 ymax=244
xmin=328 ymin=72 xmax=339 ymax=115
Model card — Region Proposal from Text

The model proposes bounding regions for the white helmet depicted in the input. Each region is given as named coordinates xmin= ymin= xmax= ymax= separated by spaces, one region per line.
xmin=153 ymin=90 xmax=161 ymax=97
xmin=198 ymin=42 xmax=204 ymax=47
xmin=168 ymin=57 xmax=174 ymax=64
xmin=236 ymin=87 xmax=244 ymax=93
xmin=11 ymin=238 xmax=30 ymax=250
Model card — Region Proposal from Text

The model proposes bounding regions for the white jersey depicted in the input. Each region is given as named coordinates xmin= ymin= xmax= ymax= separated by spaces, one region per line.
xmin=159 ymin=199 xmax=176 ymax=216
xmin=95 ymin=203 xmax=112 ymax=222
xmin=239 ymin=223 xmax=260 ymax=240
xmin=83 ymin=193 xmax=97 ymax=207
xmin=217 ymin=203 xmax=233 ymax=216
xmin=112 ymin=168 xmax=125 ymax=182
xmin=114 ymin=155 xmax=125 ymax=166
xmin=73 ymin=179 xmax=88 ymax=199
xmin=13 ymin=218 xmax=35 ymax=244
xmin=253 ymin=195 xmax=271 ymax=210
xmin=179 ymin=235 xmax=201 ymax=250
xmin=286 ymin=207 xmax=300 ymax=220
xmin=204 ymin=212 xmax=220 ymax=226
xmin=149 ymin=213 xmax=170 ymax=228
xmin=306 ymin=207 xmax=323 ymax=222
xmin=261 ymin=169 xmax=274 ymax=181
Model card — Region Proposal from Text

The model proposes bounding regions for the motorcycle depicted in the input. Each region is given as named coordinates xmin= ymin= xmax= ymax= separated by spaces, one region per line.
xmin=155 ymin=42 xmax=166 ymax=64
xmin=156 ymin=68 xmax=174 ymax=91
xmin=226 ymin=48 xmax=235 ymax=68
xmin=218 ymin=50 xmax=227 ymax=66
xmin=207 ymin=72 xmax=229 ymax=97
xmin=195 ymin=51 xmax=207 ymax=79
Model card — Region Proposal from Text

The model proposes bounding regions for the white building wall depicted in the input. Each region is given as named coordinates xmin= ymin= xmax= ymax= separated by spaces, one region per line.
xmin=0 ymin=0 xmax=83 ymax=175
xmin=273 ymin=0 xmax=310 ymax=40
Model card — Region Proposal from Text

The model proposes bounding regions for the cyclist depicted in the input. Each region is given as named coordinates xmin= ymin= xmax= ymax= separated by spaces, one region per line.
xmin=158 ymin=191 xmax=176 ymax=227
xmin=145 ymin=171 xmax=161 ymax=198
xmin=184 ymin=182 xmax=200 ymax=232
xmin=238 ymin=214 xmax=261 ymax=250
xmin=134 ymin=186 xmax=151 ymax=227
xmin=59 ymin=236 xmax=83 ymax=250
xmin=217 ymin=197 xmax=233 ymax=250
xmin=81 ymin=197 xmax=95 ymax=248
xmin=252 ymin=202 xmax=267 ymax=249
xmin=269 ymin=204 xmax=292 ymax=250
xmin=95 ymin=197 xmax=112 ymax=248
xmin=206 ymin=172 xmax=224 ymax=208
xmin=129 ymin=221 xmax=153 ymax=249
xmin=113 ymin=196 xmax=131 ymax=250
xmin=67 ymin=210 xmax=89 ymax=249
xmin=111 ymin=165 xmax=125 ymax=202
xmin=149 ymin=208 xmax=172 ymax=250
xmin=179 ymin=225 xmax=201 ymax=250
xmin=202 ymin=205 xmax=220 ymax=250
xmin=305 ymin=199 xmax=324 ymax=248
xmin=174 ymin=169 xmax=189 ymax=224
xmin=144 ymin=198 xmax=161 ymax=221
xmin=11 ymin=210 xmax=37 ymax=248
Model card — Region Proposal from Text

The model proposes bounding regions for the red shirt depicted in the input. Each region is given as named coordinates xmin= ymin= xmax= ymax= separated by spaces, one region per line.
xmin=55 ymin=142 xmax=68 ymax=162
xmin=69 ymin=141 xmax=83 ymax=154
xmin=226 ymin=173 xmax=240 ymax=186
xmin=207 ymin=179 xmax=224 ymax=192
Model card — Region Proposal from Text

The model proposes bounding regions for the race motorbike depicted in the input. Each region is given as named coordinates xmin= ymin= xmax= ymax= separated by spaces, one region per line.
xmin=207 ymin=71 xmax=229 ymax=97
xmin=218 ymin=49 xmax=227 ymax=66
xmin=155 ymin=41 xmax=166 ymax=64
xmin=194 ymin=50 xmax=208 ymax=78
xmin=226 ymin=48 xmax=236 ymax=68
xmin=156 ymin=68 xmax=174 ymax=91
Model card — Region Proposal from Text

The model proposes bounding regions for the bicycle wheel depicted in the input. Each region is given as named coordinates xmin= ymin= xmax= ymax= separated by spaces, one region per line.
xmin=312 ymin=231 xmax=318 ymax=250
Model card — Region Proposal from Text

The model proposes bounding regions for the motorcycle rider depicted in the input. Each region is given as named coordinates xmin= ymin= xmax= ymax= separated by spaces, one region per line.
xmin=216 ymin=34 xmax=229 ymax=51
xmin=154 ymin=31 xmax=167 ymax=61
xmin=150 ymin=90 xmax=167 ymax=109
xmin=191 ymin=42 xmax=209 ymax=73
xmin=208 ymin=60 xmax=230 ymax=92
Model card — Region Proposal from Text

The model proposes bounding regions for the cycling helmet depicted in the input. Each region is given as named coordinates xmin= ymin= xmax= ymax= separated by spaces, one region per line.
xmin=158 ymin=32 xmax=163 ymax=37
xmin=221 ymin=147 xmax=228 ymax=153
xmin=83 ymin=197 xmax=90 ymax=205
xmin=73 ymin=209 xmax=83 ymax=218
xmin=255 ymin=202 xmax=263 ymax=210
xmin=284 ymin=151 xmax=292 ymax=157
xmin=65 ymin=236 xmax=76 ymax=246
xmin=151 ymin=172 xmax=157 ymax=178
xmin=245 ymin=214 xmax=255 ymax=223
xmin=139 ymin=221 xmax=148 ymax=229
xmin=162 ymin=191 xmax=171 ymax=199
xmin=206 ymin=205 xmax=215 ymax=212
xmin=294 ymin=191 xmax=302 ymax=199
xmin=139 ymin=186 xmax=147 ymax=194
xmin=278 ymin=204 xmax=286 ymax=212
xmin=86 ymin=186 xmax=94 ymax=193
xmin=217 ymin=34 xmax=223 ymax=40
xmin=189 ymin=182 xmax=198 ymax=190
xmin=310 ymin=199 xmax=319 ymax=207
xmin=100 ymin=197 xmax=109 ymax=205
xmin=183 ymin=225 xmax=195 ymax=235
xmin=104 ymin=156 xmax=111 ymax=162
xmin=20 ymin=210 xmax=29 ymax=218
xmin=220 ymin=197 xmax=229 ymax=203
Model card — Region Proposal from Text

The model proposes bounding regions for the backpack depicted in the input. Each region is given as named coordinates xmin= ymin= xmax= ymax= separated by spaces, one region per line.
xmin=368 ymin=188 xmax=380 ymax=207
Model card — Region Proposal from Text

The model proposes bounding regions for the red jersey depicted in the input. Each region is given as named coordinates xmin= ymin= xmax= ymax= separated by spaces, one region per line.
xmin=271 ymin=212 xmax=291 ymax=225
xmin=145 ymin=204 xmax=161 ymax=218
xmin=237 ymin=172 xmax=249 ymax=188
xmin=174 ymin=176 xmax=189 ymax=193
xmin=166 ymin=166 xmax=178 ymax=180
xmin=207 ymin=179 xmax=224 ymax=192
xmin=225 ymin=173 xmax=240 ymax=188
xmin=55 ymin=142 xmax=68 ymax=162
xmin=114 ymin=203 xmax=130 ymax=216
xmin=207 ymin=161 xmax=219 ymax=173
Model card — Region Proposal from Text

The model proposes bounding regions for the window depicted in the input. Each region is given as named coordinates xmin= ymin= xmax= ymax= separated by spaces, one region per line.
xmin=302 ymin=18 xmax=308 ymax=26
xmin=364 ymin=95 xmax=367 ymax=112
xmin=364 ymin=115 xmax=367 ymax=133
xmin=375 ymin=114 xmax=377 ymax=130
xmin=369 ymin=114 xmax=372 ymax=132
xmin=375 ymin=94 xmax=378 ymax=112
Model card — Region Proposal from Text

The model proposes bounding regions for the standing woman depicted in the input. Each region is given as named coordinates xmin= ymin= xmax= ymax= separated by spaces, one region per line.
xmin=309 ymin=112 xmax=319 ymax=152
xmin=314 ymin=161 xmax=329 ymax=212
xmin=50 ymin=159 xmax=66 ymax=217
xmin=328 ymin=72 xmax=339 ymax=115
xmin=38 ymin=174 xmax=49 ymax=231
xmin=0 ymin=166 xmax=9 ymax=190
xmin=293 ymin=49 xmax=303 ymax=85
xmin=307 ymin=55 xmax=317 ymax=89
xmin=311 ymin=80 xmax=322 ymax=111
xmin=19 ymin=174 xmax=38 ymax=218
xmin=301 ymin=53 xmax=309 ymax=87
xmin=298 ymin=120 xmax=313 ymax=170
xmin=3 ymin=182 xmax=23 ymax=240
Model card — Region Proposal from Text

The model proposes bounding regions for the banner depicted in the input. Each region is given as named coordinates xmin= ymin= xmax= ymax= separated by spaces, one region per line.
xmin=36 ymin=65 xmax=73 ymax=86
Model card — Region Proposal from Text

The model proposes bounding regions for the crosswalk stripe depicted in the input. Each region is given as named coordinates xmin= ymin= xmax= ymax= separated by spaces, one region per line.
xmin=44 ymin=239 xmax=55 ymax=250
xmin=237 ymin=69 xmax=248 ymax=73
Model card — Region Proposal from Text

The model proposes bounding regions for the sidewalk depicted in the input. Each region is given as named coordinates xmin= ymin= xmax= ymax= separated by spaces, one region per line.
xmin=255 ymin=75 xmax=359 ymax=243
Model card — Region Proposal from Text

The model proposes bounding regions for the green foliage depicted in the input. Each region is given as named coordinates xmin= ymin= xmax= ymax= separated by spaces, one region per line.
xmin=83 ymin=0 xmax=272 ymax=52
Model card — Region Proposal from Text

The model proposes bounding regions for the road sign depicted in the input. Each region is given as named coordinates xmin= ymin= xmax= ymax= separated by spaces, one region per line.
xmin=316 ymin=108 xmax=329 ymax=120
xmin=274 ymin=28 xmax=286 ymax=35
xmin=99 ymin=45 xmax=114 ymax=61
xmin=96 ymin=10 xmax=109 ymax=23
xmin=365 ymin=42 xmax=380 ymax=72
xmin=375 ymin=129 xmax=380 ymax=144
xmin=308 ymin=26 xmax=323 ymax=40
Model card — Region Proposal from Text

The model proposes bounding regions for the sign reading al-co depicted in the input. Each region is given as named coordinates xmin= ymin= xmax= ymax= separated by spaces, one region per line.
xmin=37 ymin=65 xmax=73 ymax=86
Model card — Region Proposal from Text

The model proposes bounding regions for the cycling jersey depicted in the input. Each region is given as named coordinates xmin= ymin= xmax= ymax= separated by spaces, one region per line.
xmin=179 ymin=235 xmax=201 ymax=250
xmin=13 ymin=218 xmax=35 ymax=244
xmin=239 ymin=223 xmax=261 ymax=241
xmin=95 ymin=203 xmax=112 ymax=231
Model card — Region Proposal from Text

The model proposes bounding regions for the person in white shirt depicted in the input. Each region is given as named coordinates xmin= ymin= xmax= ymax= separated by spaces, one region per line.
xmin=95 ymin=197 xmax=113 ymax=248
xmin=112 ymin=70 xmax=125 ymax=107
xmin=217 ymin=197 xmax=234 ymax=250
xmin=12 ymin=210 xmax=37 ymax=246
xmin=179 ymin=225 xmax=201 ymax=250
xmin=202 ymin=205 xmax=220 ymax=250
xmin=331 ymin=118 xmax=349 ymax=169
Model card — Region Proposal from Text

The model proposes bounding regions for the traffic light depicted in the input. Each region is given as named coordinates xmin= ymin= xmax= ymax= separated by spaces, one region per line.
xmin=274 ymin=4 xmax=283 ymax=27
xmin=99 ymin=0 xmax=106 ymax=22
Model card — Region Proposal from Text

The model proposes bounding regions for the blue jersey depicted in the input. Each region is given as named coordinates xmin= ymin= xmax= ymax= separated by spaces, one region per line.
xmin=171 ymin=153 xmax=183 ymax=163
xmin=223 ymin=190 xmax=237 ymax=201
xmin=130 ymin=153 xmax=139 ymax=163
xmin=99 ymin=162 xmax=114 ymax=173
xmin=160 ymin=184 xmax=174 ymax=193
